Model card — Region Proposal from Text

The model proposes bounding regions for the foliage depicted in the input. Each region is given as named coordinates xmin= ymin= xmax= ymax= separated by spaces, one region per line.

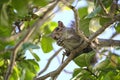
xmin=0 ymin=0 xmax=120 ymax=80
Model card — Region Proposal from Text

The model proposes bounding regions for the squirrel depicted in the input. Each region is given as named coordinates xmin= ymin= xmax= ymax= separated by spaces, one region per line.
xmin=51 ymin=21 xmax=92 ymax=58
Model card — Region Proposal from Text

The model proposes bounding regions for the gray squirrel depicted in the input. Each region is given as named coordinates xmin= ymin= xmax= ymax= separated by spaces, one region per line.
xmin=51 ymin=21 xmax=92 ymax=57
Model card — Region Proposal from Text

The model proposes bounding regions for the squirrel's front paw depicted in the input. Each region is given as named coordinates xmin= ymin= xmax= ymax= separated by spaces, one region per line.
xmin=57 ymin=39 xmax=64 ymax=46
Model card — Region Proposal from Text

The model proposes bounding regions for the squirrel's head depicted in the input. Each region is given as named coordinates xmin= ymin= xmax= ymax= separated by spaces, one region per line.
xmin=51 ymin=21 xmax=65 ymax=40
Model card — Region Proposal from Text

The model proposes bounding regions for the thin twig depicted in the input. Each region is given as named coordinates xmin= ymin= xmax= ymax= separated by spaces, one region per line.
xmin=98 ymin=0 xmax=108 ymax=15
xmin=37 ymin=48 xmax=63 ymax=76
xmin=71 ymin=6 xmax=89 ymax=43
xmin=4 ymin=0 xmax=59 ymax=80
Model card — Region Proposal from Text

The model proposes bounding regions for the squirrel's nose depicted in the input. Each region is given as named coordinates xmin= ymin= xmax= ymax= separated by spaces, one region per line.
xmin=49 ymin=33 xmax=58 ymax=40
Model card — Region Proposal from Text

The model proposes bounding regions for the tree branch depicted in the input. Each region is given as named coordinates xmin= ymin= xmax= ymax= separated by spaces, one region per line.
xmin=97 ymin=38 xmax=120 ymax=47
xmin=34 ymin=38 xmax=120 ymax=79
xmin=89 ymin=13 xmax=120 ymax=41
xmin=4 ymin=0 xmax=60 ymax=80
xmin=35 ymin=41 xmax=88 ymax=80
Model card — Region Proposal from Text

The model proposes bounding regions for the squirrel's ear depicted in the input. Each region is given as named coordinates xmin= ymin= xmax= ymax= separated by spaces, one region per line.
xmin=58 ymin=21 xmax=65 ymax=28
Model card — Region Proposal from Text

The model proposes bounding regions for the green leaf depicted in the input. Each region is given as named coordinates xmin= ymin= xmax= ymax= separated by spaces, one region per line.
xmin=74 ymin=54 xmax=88 ymax=67
xmin=0 ymin=60 xmax=4 ymax=67
xmin=1 ymin=3 xmax=16 ymax=27
xmin=24 ymin=70 xmax=35 ymax=80
xmin=89 ymin=17 xmax=101 ymax=34
xmin=73 ymin=68 xmax=82 ymax=77
xmin=0 ymin=6 xmax=13 ymax=37
xmin=49 ymin=21 xmax=58 ymax=31
xmin=41 ymin=36 xmax=53 ymax=53
xmin=0 ymin=41 xmax=8 ymax=51
xmin=29 ymin=49 xmax=40 ymax=61
xmin=0 ymin=4 xmax=16 ymax=35
xmin=11 ymin=0 xmax=28 ymax=17
xmin=102 ymin=0 xmax=113 ymax=8
xmin=0 ymin=26 xmax=12 ymax=37
xmin=44 ymin=25 xmax=52 ymax=34
xmin=114 ymin=71 xmax=120 ymax=80
xmin=78 ymin=7 xmax=88 ymax=19
xmin=22 ymin=42 xmax=40 ymax=52
xmin=0 ymin=7 xmax=9 ymax=26
xmin=79 ymin=18 xmax=91 ymax=36
xmin=103 ymin=71 xmax=116 ymax=80
xmin=33 ymin=0 xmax=48 ymax=6
xmin=0 ymin=0 xmax=9 ymax=5
xmin=115 ymin=23 xmax=120 ymax=33
xmin=20 ymin=69 xmax=26 ymax=80
xmin=86 ymin=6 xmax=101 ymax=18
xmin=74 ymin=52 xmax=95 ymax=67
xmin=117 ymin=56 xmax=120 ymax=65
xmin=100 ymin=17 xmax=111 ymax=26
xmin=27 ymin=59 xmax=39 ymax=73
xmin=72 ymin=68 xmax=96 ymax=80
xmin=0 ymin=52 xmax=11 ymax=59
xmin=0 ymin=39 xmax=14 ymax=51
xmin=20 ymin=68 xmax=35 ymax=80
xmin=18 ymin=59 xmax=39 ymax=74
xmin=93 ymin=59 xmax=110 ymax=70
xmin=10 ymin=66 xmax=19 ymax=80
